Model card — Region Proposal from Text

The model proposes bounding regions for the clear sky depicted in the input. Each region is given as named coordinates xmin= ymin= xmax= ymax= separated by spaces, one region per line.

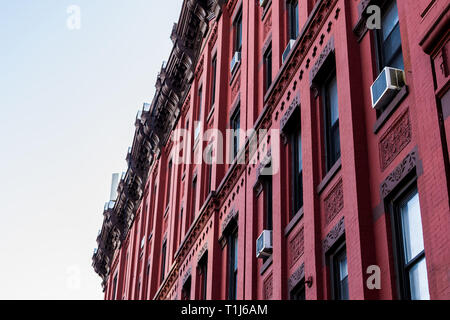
xmin=0 ymin=0 xmax=182 ymax=299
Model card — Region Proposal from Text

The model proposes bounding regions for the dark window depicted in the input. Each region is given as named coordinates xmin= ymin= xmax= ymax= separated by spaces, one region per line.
xmin=160 ymin=241 xmax=167 ymax=283
xmin=228 ymin=229 xmax=238 ymax=300
xmin=198 ymin=254 xmax=208 ymax=300
xmin=112 ymin=273 xmax=118 ymax=300
xmin=182 ymin=276 xmax=192 ymax=301
xmin=211 ymin=55 xmax=217 ymax=107
xmin=287 ymin=0 xmax=299 ymax=40
xmin=291 ymin=124 xmax=303 ymax=215
xmin=195 ymin=86 xmax=203 ymax=140
xmin=178 ymin=208 xmax=184 ymax=246
xmin=206 ymin=147 xmax=213 ymax=195
xmin=290 ymin=280 xmax=306 ymax=300
xmin=375 ymin=1 xmax=404 ymax=71
xmin=230 ymin=107 xmax=241 ymax=160
xmin=263 ymin=177 xmax=273 ymax=231
xmin=234 ymin=9 xmax=243 ymax=53
xmin=323 ymin=72 xmax=340 ymax=172
xmin=330 ymin=242 xmax=349 ymax=300
xmin=264 ymin=45 xmax=272 ymax=92
xmin=391 ymin=185 xmax=429 ymax=300
xmin=165 ymin=160 xmax=172 ymax=208
xmin=191 ymin=176 xmax=197 ymax=224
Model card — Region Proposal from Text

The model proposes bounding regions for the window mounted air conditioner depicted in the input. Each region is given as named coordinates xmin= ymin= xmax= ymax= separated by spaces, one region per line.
xmin=256 ymin=230 xmax=273 ymax=259
xmin=282 ymin=39 xmax=296 ymax=64
xmin=370 ymin=67 xmax=405 ymax=110
xmin=260 ymin=0 xmax=269 ymax=7
xmin=230 ymin=51 xmax=241 ymax=74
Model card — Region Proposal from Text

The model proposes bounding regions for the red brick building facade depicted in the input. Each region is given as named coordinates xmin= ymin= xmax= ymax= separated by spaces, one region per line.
xmin=93 ymin=0 xmax=450 ymax=300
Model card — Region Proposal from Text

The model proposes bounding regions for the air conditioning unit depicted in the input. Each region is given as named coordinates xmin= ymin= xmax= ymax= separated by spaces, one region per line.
xmin=256 ymin=230 xmax=273 ymax=258
xmin=230 ymin=51 xmax=241 ymax=73
xmin=260 ymin=0 xmax=269 ymax=7
xmin=371 ymin=67 xmax=405 ymax=110
xmin=282 ymin=39 xmax=296 ymax=64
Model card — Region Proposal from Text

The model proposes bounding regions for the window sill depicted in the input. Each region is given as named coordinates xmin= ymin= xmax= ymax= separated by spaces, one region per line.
xmin=373 ymin=86 xmax=409 ymax=134
xmin=317 ymin=158 xmax=342 ymax=195
xmin=260 ymin=255 xmax=273 ymax=275
xmin=284 ymin=207 xmax=304 ymax=237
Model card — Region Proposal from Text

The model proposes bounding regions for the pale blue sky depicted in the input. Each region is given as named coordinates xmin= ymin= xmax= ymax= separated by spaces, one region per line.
xmin=0 ymin=0 xmax=182 ymax=299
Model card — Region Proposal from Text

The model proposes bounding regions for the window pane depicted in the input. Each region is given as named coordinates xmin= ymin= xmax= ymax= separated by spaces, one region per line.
xmin=383 ymin=23 xmax=403 ymax=68
xmin=327 ymin=76 xmax=339 ymax=126
xmin=400 ymin=191 xmax=425 ymax=263
xmin=297 ymin=130 xmax=302 ymax=173
xmin=409 ymin=257 xmax=430 ymax=300
xmin=382 ymin=1 xmax=399 ymax=41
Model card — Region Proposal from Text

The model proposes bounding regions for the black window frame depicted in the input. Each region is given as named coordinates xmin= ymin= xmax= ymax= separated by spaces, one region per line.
xmin=233 ymin=9 xmax=243 ymax=54
xmin=211 ymin=54 xmax=217 ymax=107
xmin=165 ymin=159 xmax=173 ymax=208
xmin=290 ymin=280 xmax=306 ymax=300
xmin=263 ymin=44 xmax=273 ymax=93
xmin=290 ymin=123 xmax=303 ymax=216
xmin=389 ymin=180 xmax=429 ymax=300
xmin=263 ymin=176 xmax=273 ymax=231
xmin=230 ymin=106 xmax=241 ymax=160
xmin=287 ymin=0 xmax=299 ymax=40
xmin=322 ymin=70 xmax=341 ymax=173
xmin=227 ymin=227 xmax=238 ymax=300
xmin=160 ymin=240 xmax=167 ymax=284
xmin=191 ymin=176 xmax=198 ymax=225
xmin=182 ymin=276 xmax=192 ymax=301
xmin=329 ymin=241 xmax=349 ymax=300
xmin=198 ymin=253 xmax=208 ymax=300
xmin=374 ymin=0 xmax=404 ymax=73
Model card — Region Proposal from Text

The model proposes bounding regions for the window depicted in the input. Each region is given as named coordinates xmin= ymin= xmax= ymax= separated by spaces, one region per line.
xmin=178 ymin=208 xmax=184 ymax=246
xmin=323 ymin=72 xmax=340 ymax=172
xmin=264 ymin=45 xmax=272 ymax=93
xmin=206 ymin=147 xmax=213 ymax=195
xmin=263 ymin=177 xmax=273 ymax=231
xmin=160 ymin=240 xmax=167 ymax=283
xmin=290 ymin=280 xmax=305 ymax=300
xmin=165 ymin=160 xmax=172 ymax=208
xmin=230 ymin=107 xmax=240 ymax=160
xmin=198 ymin=254 xmax=208 ymax=300
xmin=112 ymin=273 xmax=118 ymax=300
xmin=211 ymin=55 xmax=217 ymax=107
xmin=291 ymin=124 xmax=303 ymax=215
xmin=233 ymin=9 xmax=243 ymax=53
xmin=191 ymin=176 xmax=197 ymax=224
xmin=195 ymin=86 xmax=203 ymax=140
xmin=228 ymin=229 xmax=238 ymax=300
xmin=287 ymin=0 xmax=299 ymax=40
xmin=330 ymin=242 xmax=349 ymax=300
xmin=392 ymin=185 xmax=430 ymax=300
xmin=182 ymin=276 xmax=192 ymax=301
xmin=375 ymin=1 xmax=404 ymax=71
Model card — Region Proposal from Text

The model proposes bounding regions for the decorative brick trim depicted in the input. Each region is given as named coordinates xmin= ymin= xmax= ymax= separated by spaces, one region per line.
xmin=288 ymin=263 xmax=305 ymax=293
xmin=322 ymin=217 xmax=345 ymax=253
xmin=379 ymin=109 xmax=412 ymax=171
xmin=310 ymin=37 xmax=335 ymax=86
xmin=324 ymin=179 xmax=344 ymax=225
xmin=380 ymin=147 xmax=419 ymax=199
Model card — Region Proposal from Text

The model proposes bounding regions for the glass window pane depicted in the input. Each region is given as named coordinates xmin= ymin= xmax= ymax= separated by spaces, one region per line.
xmin=382 ymin=1 xmax=399 ymax=41
xmin=328 ymin=76 xmax=339 ymax=126
xmin=338 ymin=252 xmax=348 ymax=281
xmin=297 ymin=130 xmax=302 ymax=173
xmin=400 ymin=191 xmax=425 ymax=263
xmin=383 ymin=23 xmax=402 ymax=67
xmin=409 ymin=257 xmax=430 ymax=300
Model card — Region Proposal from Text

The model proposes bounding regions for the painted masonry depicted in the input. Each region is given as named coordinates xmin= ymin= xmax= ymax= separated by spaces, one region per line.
xmin=93 ymin=0 xmax=450 ymax=300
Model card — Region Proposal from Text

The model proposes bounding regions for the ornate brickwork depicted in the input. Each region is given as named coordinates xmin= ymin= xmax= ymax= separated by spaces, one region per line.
xmin=322 ymin=217 xmax=345 ymax=253
xmin=288 ymin=263 xmax=305 ymax=293
xmin=263 ymin=273 xmax=273 ymax=300
xmin=379 ymin=110 xmax=412 ymax=171
xmin=288 ymin=227 xmax=304 ymax=268
xmin=324 ymin=179 xmax=344 ymax=225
